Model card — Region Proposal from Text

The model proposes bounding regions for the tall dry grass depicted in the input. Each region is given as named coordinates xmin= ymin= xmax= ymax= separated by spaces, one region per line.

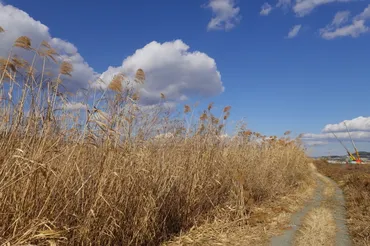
xmin=0 ymin=29 xmax=311 ymax=245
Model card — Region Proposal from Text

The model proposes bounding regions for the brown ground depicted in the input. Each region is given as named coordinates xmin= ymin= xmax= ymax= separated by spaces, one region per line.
xmin=315 ymin=160 xmax=370 ymax=246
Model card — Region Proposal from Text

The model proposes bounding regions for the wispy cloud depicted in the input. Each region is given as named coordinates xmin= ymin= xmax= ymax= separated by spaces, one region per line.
xmin=303 ymin=140 xmax=329 ymax=147
xmin=277 ymin=0 xmax=291 ymax=9
xmin=205 ymin=0 xmax=241 ymax=31
xmin=303 ymin=131 xmax=370 ymax=142
xmin=332 ymin=11 xmax=351 ymax=26
xmin=320 ymin=5 xmax=370 ymax=39
xmin=260 ymin=3 xmax=273 ymax=16
xmin=354 ymin=4 xmax=370 ymax=21
xmin=321 ymin=20 xmax=368 ymax=39
xmin=293 ymin=0 xmax=355 ymax=17
xmin=286 ymin=24 xmax=302 ymax=38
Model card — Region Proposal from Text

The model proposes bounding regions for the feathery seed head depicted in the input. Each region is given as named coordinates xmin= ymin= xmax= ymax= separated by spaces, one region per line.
xmin=223 ymin=106 xmax=231 ymax=113
xmin=39 ymin=46 xmax=58 ymax=63
xmin=200 ymin=111 xmax=207 ymax=121
xmin=108 ymin=73 xmax=124 ymax=92
xmin=14 ymin=36 xmax=32 ymax=50
xmin=135 ymin=68 xmax=145 ymax=84
xmin=60 ymin=61 xmax=73 ymax=76
xmin=160 ymin=93 xmax=165 ymax=99
xmin=0 ymin=58 xmax=16 ymax=73
xmin=41 ymin=40 xmax=51 ymax=49
xmin=0 ymin=58 xmax=16 ymax=80
xmin=12 ymin=55 xmax=28 ymax=69
xmin=208 ymin=102 xmax=214 ymax=111
xmin=211 ymin=115 xmax=219 ymax=125
xmin=184 ymin=105 xmax=191 ymax=113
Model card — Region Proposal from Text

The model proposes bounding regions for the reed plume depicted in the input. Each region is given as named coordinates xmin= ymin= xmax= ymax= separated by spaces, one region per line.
xmin=135 ymin=68 xmax=145 ymax=84
xmin=108 ymin=74 xmax=124 ymax=92
xmin=14 ymin=36 xmax=32 ymax=50
xmin=59 ymin=61 xmax=73 ymax=76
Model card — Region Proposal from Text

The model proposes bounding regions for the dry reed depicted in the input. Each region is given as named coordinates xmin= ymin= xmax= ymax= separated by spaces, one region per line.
xmin=0 ymin=32 xmax=312 ymax=246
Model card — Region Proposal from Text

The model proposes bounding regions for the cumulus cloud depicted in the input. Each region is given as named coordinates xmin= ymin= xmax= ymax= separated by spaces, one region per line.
xmin=322 ymin=116 xmax=370 ymax=133
xmin=205 ymin=0 xmax=241 ymax=31
xmin=320 ymin=5 xmax=370 ymax=39
xmin=100 ymin=40 xmax=224 ymax=105
xmin=286 ymin=24 xmax=302 ymax=38
xmin=0 ymin=3 xmax=98 ymax=91
xmin=303 ymin=116 xmax=370 ymax=143
xmin=1 ymin=3 xmax=225 ymax=107
xmin=293 ymin=0 xmax=355 ymax=17
xmin=260 ymin=3 xmax=273 ymax=16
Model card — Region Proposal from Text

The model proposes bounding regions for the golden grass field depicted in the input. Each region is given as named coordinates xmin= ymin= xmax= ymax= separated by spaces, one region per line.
xmin=0 ymin=29 xmax=314 ymax=245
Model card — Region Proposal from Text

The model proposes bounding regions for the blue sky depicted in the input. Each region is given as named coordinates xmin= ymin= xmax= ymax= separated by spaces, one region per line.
xmin=1 ymin=0 xmax=370 ymax=156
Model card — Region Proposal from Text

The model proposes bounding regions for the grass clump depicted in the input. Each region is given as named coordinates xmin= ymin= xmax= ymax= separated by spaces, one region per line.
xmin=0 ymin=30 xmax=311 ymax=245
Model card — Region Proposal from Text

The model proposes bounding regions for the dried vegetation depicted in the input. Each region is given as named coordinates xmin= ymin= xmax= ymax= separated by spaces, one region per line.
xmin=0 ymin=28 xmax=312 ymax=245
xmin=315 ymin=160 xmax=370 ymax=246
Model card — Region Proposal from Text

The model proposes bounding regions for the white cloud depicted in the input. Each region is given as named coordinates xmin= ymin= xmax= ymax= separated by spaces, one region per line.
xmin=0 ymin=3 xmax=225 ymax=107
xmin=286 ymin=24 xmax=302 ymax=38
xmin=354 ymin=3 xmax=370 ymax=21
xmin=293 ymin=0 xmax=355 ymax=17
xmin=100 ymin=40 xmax=224 ymax=105
xmin=332 ymin=11 xmax=351 ymax=26
xmin=205 ymin=0 xmax=241 ymax=31
xmin=321 ymin=19 xmax=369 ymax=39
xmin=277 ymin=0 xmax=292 ymax=9
xmin=323 ymin=116 xmax=370 ymax=133
xmin=320 ymin=5 xmax=370 ymax=39
xmin=260 ymin=3 xmax=273 ymax=16
xmin=0 ymin=3 xmax=98 ymax=91
xmin=303 ymin=116 xmax=370 ymax=142
xmin=303 ymin=131 xmax=370 ymax=142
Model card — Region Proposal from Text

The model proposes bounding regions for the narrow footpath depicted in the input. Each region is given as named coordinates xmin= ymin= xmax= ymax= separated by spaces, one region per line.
xmin=270 ymin=163 xmax=351 ymax=246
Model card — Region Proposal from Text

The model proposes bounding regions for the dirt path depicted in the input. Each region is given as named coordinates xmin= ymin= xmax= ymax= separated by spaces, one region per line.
xmin=270 ymin=163 xmax=351 ymax=246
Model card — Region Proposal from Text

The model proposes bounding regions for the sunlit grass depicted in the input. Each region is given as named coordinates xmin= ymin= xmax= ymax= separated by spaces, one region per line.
xmin=0 ymin=28 xmax=311 ymax=245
